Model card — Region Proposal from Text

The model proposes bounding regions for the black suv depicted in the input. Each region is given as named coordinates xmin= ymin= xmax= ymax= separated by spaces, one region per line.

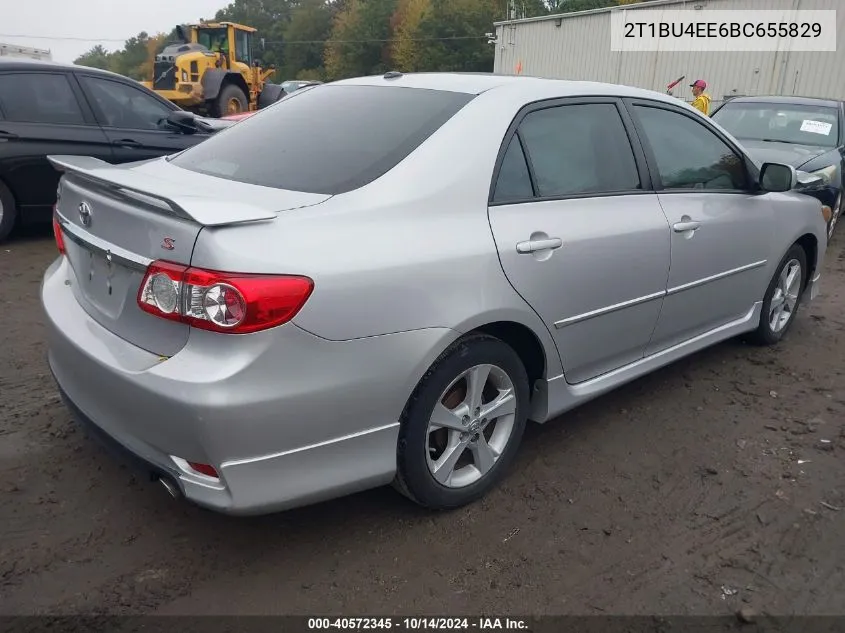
xmin=0 ymin=58 xmax=230 ymax=242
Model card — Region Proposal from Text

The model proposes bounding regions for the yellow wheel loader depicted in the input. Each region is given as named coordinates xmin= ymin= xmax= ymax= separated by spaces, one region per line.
xmin=141 ymin=22 xmax=282 ymax=117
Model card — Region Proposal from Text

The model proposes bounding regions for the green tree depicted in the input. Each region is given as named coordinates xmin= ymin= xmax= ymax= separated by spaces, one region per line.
xmin=390 ymin=0 xmax=430 ymax=72
xmin=296 ymin=67 xmax=325 ymax=80
xmin=324 ymin=0 xmax=398 ymax=80
xmin=111 ymin=32 xmax=156 ymax=79
xmin=74 ymin=45 xmax=113 ymax=71
xmin=75 ymin=31 xmax=172 ymax=80
xmin=281 ymin=0 xmax=334 ymax=79
xmin=395 ymin=0 xmax=499 ymax=73
xmin=522 ymin=0 xmax=551 ymax=18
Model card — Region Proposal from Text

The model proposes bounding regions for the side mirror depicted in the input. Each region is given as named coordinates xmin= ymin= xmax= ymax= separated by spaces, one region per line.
xmin=759 ymin=162 xmax=796 ymax=192
xmin=166 ymin=110 xmax=198 ymax=135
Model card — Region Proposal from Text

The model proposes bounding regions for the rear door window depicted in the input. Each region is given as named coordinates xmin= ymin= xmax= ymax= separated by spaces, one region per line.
xmin=516 ymin=103 xmax=641 ymax=198
xmin=492 ymin=135 xmax=534 ymax=203
xmin=0 ymin=72 xmax=86 ymax=125
xmin=171 ymin=85 xmax=474 ymax=194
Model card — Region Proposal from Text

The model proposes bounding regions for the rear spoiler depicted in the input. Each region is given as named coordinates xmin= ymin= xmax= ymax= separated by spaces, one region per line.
xmin=47 ymin=155 xmax=277 ymax=227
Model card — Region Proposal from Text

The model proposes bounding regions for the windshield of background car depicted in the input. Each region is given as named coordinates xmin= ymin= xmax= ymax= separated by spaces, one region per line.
xmin=713 ymin=102 xmax=840 ymax=148
xmin=171 ymin=85 xmax=474 ymax=194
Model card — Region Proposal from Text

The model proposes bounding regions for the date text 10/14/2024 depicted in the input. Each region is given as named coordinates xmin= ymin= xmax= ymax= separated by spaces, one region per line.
xmin=307 ymin=618 xmax=529 ymax=630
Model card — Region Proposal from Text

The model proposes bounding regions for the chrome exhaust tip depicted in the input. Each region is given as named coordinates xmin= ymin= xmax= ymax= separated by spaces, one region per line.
xmin=158 ymin=477 xmax=181 ymax=499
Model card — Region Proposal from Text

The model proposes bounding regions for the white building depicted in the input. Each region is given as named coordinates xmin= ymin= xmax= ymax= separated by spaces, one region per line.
xmin=0 ymin=43 xmax=52 ymax=61
xmin=493 ymin=0 xmax=844 ymax=109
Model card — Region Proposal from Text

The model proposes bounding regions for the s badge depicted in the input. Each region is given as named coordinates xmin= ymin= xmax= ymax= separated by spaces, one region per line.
xmin=161 ymin=237 xmax=176 ymax=251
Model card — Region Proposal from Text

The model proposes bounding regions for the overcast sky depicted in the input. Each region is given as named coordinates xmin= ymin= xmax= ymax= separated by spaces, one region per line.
xmin=2 ymin=0 xmax=228 ymax=62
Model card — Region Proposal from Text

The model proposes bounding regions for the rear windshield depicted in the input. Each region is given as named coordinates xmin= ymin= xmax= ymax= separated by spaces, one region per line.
xmin=171 ymin=84 xmax=474 ymax=195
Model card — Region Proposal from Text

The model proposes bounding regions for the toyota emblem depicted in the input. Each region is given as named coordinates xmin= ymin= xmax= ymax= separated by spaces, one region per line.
xmin=78 ymin=201 xmax=93 ymax=227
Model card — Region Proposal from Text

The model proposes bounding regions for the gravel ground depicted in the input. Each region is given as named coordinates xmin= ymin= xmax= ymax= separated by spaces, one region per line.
xmin=2 ymin=226 xmax=844 ymax=617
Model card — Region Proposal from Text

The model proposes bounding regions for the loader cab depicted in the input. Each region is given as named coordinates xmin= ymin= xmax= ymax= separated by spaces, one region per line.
xmin=197 ymin=28 xmax=228 ymax=57
xmin=192 ymin=23 xmax=254 ymax=69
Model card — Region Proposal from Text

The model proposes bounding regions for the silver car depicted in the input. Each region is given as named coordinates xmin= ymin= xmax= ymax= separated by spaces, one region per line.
xmin=42 ymin=73 xmax=827 ymax=515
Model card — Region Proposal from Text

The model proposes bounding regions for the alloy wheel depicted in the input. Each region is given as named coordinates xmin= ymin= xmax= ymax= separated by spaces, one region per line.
xmin=425 ymin=363 xmax=517 ymax=488
xmin=769 ymin=258 xmax=802 ymax=333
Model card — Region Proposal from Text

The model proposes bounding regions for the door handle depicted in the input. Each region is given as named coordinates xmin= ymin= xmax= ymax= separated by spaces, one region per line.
xmin=113 ymin=139 xmax=142 ymax=148
xmin=673 ymin=220 xmax=701 ymax=232
xmin=0 ymin=130 xmax=19 ymax=141
xmin=516 ymin=237 xmax=563 ymax=254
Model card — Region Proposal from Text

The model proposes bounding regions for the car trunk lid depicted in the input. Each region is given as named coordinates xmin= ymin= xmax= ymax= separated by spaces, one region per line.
xmin=50 ymin=155 xmax=330 ymax=357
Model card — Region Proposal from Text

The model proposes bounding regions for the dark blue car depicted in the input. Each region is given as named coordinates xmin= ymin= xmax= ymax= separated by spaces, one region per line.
xmin=712 ymin=95 xmax=844 ymax=241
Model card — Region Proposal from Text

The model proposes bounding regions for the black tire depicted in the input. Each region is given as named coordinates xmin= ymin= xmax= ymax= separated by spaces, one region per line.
xmin=747 ymin=244 xmax=808 ymax=346
xmin=394 ymin=333 xmax=530 ymax=510
xmin=0 ymin=179 xmax=17 ymax=244
xmin=213 ymin=84 xmax=249 ymax=118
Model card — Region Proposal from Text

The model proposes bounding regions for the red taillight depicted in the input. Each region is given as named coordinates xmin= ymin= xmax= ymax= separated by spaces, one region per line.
xmin=137 ymin=260 xmax=313 ymax=334
xmin=187 ymin=461 xmax=219 ymax=478
xmin=52 ymin=211 xmax=66 ymax=255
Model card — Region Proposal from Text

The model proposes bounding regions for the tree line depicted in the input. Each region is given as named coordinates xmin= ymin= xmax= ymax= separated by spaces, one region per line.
xmin=74 ymin=0 xmax=644 ymax=83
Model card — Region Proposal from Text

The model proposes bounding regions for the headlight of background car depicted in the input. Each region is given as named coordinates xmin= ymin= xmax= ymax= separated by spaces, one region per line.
xmin=811 ymin=164 xmax=838 ymax=186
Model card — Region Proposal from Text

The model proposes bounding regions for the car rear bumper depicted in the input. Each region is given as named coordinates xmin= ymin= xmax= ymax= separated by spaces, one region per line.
xmin=42 ymin=256 xmax=455 ymax=515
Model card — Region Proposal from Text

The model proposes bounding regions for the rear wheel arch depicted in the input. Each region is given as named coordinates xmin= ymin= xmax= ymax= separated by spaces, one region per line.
xmin=471 ymin=321 xmax=547 ymax=391
xmin=399 ymin=320 xmax=551 ymax=424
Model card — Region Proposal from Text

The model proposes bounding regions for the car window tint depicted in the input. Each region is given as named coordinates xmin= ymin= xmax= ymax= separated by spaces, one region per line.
xmin=171 ymin=85 xmax=474 ymax=195
xmin=517 ymin=103 xmax=640 ymax=197
xmin=0 ymin=73 xmax=85 ymax=125
xmin=80 ymin=76 xmax=172 ymax=131
xmin=493 ymin=135 xmax=534 ymax=203
xmin=634 ymin=105 xmax=748 ymax=191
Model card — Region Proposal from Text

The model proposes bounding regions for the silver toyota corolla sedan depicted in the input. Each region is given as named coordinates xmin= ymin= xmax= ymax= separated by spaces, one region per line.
xmin=43 ymin=73 xmax=827 ymax=515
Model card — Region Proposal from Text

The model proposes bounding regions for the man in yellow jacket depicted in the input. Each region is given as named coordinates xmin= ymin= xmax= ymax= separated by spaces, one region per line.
xmin=690 ymin=79 xmax=711 ymax=116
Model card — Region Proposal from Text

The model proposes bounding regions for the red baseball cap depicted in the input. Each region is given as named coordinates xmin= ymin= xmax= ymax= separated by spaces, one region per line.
xmin=690 ymin=79 xmax=707 ymax=89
